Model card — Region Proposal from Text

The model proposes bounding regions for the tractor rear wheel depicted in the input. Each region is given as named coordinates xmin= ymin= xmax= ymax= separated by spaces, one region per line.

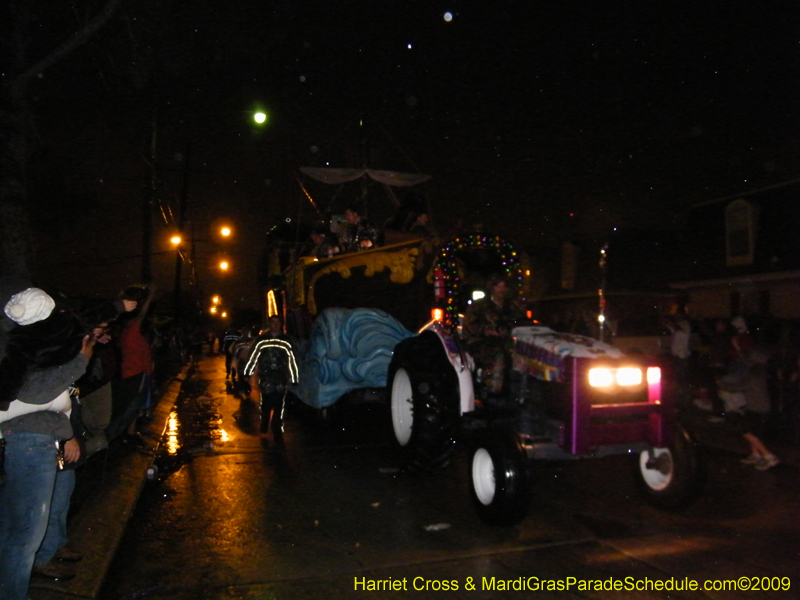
xmin=388 ymin=331 xmax=461 ymax=472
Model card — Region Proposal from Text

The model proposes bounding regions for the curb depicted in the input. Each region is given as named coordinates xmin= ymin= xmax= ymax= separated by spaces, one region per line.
xmin=30 ymin=367 xmax=189 ymax=600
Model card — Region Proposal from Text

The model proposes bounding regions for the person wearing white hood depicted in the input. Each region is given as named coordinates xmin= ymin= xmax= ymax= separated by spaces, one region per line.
xmin=0 ymin=282 xmax=133 ymax=598
xmin=0 ymin=284 xmax=93 ymax=597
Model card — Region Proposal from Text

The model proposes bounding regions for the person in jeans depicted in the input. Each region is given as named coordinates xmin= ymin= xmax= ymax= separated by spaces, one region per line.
xmin=30 ymin=420 xmax=84 ymax=581
xmin=0 ymin=283 xmax=134 ymax=598
xmin=0 ymin=286 xmax=93 ymax=599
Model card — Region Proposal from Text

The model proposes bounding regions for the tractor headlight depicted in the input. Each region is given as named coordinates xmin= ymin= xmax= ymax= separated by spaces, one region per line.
xmin=589 ymin=366 xmax=644 ymax=388
xmin=616 ymin=367 xmax=642 ymax=386
xmin=589 ymin=368 xmax=614 ymax=387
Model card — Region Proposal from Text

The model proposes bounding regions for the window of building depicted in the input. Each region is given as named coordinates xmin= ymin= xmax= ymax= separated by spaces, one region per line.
xmin=725 ymin=199 xmax=759 ymax=266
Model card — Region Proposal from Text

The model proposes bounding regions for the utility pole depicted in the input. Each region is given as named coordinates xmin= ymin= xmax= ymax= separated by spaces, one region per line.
xmin=190 ymin=221 xmax=198 ymax=299
xmin=598 ymin=243 xmax=608 ymax=342
xmin=173 ymin=143 xmax=191 ymax=321
xmin=141 ymin=108 xmax=158 ymax=283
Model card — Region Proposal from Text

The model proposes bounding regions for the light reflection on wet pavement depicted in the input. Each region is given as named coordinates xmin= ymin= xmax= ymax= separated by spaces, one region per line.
xmin=103 ymin=354 xmax=800 ymax=600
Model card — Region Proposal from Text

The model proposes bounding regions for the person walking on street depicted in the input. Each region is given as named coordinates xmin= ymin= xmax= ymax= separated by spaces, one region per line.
xmin=221 ymin=329 xmax=241 ymax=379
xmin=230 ymin=328 xmax=257 ymax=397
xmin=243 ymin=316 xmax=297 ymax=447
xmin=720 ymin=316 xmax=780 ymax=470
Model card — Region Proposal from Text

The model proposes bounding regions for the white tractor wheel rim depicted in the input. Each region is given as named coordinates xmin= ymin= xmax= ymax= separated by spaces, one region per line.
xmin=639 ymin=447 xmax=673 ymax=491
xmin=472 ymin=447 xmax=496 ymax=505
xmin=391 ymin=368 xmax=414 ymax=446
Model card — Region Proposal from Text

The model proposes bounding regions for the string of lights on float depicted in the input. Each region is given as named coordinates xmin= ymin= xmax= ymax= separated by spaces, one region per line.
xmin=433 ymin=233 xmax=524 ymax=330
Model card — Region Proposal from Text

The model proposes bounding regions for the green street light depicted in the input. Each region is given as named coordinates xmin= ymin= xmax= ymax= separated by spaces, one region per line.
xmin=254 ymin=111 xmax=267 ymax=125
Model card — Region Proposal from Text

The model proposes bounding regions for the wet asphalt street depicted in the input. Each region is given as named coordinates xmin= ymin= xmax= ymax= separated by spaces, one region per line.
xmin=100 ymin=354 xmax=798 ymax=600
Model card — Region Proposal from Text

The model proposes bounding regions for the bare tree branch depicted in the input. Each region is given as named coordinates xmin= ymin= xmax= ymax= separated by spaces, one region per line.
xmin=16 ymin=0 xmax=124 ymax=88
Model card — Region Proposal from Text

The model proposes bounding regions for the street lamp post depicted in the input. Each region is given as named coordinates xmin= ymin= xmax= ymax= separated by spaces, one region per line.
xmin=171 ymin=144 xmax=192 ymax=322
xmin=170 ymin=224 xmax=233 ymax=321
xmin=161 ymin=106 xmax=265 ymax=322
xmin=172 ymin=235 xmax=184 ymax=321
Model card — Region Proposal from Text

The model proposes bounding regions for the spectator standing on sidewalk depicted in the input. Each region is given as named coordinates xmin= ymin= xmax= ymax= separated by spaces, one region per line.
xmin=244 ymin=316 xmax=298 ymax=448
xmin=0 ymin=286 xmax=136 ymax=594
xmin=108 ymin=285 xmax=155 ymax=446
xmin=75 ymin=322 xmax=118 ymax=456
xmin=0 ymin=284 xmax=92 ymax=599
xmin=30 ymin=391 xmax=88 ymax=582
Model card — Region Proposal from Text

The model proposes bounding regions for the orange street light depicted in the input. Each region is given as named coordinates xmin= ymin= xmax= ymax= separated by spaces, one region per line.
xmin=219 ymin=260 xmax=229 ymax=271
xmin=220 ymin=226 xmax=231 ymax=237
xmin=170 ymin=235 xmax=182 ymax=246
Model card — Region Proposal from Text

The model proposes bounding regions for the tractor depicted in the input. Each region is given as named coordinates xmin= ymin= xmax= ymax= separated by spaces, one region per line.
xmin=270 ymin=231 xmax=703 ymax=526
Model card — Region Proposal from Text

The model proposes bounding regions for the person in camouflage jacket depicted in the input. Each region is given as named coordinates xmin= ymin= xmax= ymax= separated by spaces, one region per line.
xmin=462 ymin=275 xmax=525 ymax=398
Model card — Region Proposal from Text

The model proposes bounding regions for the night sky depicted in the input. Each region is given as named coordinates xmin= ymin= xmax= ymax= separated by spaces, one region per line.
xmin=22 ymin=1 xmax=798 ymax=310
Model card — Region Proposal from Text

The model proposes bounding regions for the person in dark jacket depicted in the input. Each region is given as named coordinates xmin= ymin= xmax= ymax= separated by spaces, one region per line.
xmin=340 ymin=204 xmax=379 ymax=253
xmin=0 ymin=282 xmax=133 ymax=597
xmin=308 ymin=227 xmax=341 ymax=259
xmin=75 ymin=321 xmax=118 ymax=456
xmin=243 ymin=316 xmax=297 ymax=447
xmin=221 ymin=329 xmax=242 ymax=379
